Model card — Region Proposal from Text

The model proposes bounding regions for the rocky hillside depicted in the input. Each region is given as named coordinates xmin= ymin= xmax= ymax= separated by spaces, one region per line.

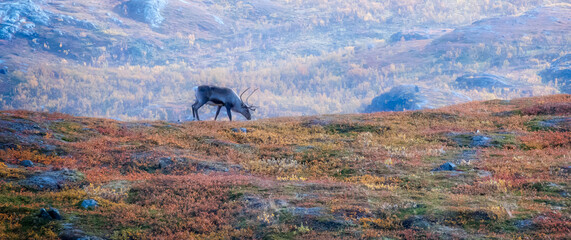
xmin=0 ymin=95 xmax=569 ymax=239
xmin=0 ymin=1 xmax=569 ymax=120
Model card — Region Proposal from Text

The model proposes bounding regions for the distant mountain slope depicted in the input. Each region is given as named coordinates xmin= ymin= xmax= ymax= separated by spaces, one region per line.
xmin=0 ymin=1 xmax=569 ymax=120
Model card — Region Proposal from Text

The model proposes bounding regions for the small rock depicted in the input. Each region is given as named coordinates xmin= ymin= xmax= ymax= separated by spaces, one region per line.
xmin=194 ymin=161 xmax=230 ymax=173
xmin=39 ymin=208 xmax=51 ymax=219
xmin=48 ymin=208 xmax=62 ymax=220
xmin=311 ymin=219 xmax=350 ymax=231
xmin=402 ymin=215 xmax=432 ymax=229
xmin=292 ymin=207 xmax=323 ymax=217
xmin=469 ymin=210 xmax=496 ymax=221
xmin=515 ymin=219 xmax=534 ymax=230
xmin=231 ymin=128 xmax=248 ymax=133
xmin=20 ymin=160 xmax=34 ymax=167
xmin=19 ymin=169 xmax=85 ymax=191
xmin=432 ymin=162 xmax=457 ymax=171
xmin=537 ymin=117 xmax=571 ymax=132
xmin=449 ymin=133 xmax=493 ymax=148
xmin=81 ymin=199 xmax=98 ymax=209
xmin=0 ymin=69 xmax=6 ymax=74
xmin=59 ymin=229 xmax=86 ymax=240
xmin=59 ymin=228 xmax=104 ymax=240
xmin=243 ymin=195 xmax=269 ymax=210
xmin=471 ymin=135 xmax=491 ymax=148
xmin=158 ymin=157 xmax=173 ymax=169
xmin=274 ymin=199 xmax=289 ymax=208
xmin=40 ymin=208 xmax=62 ymax=220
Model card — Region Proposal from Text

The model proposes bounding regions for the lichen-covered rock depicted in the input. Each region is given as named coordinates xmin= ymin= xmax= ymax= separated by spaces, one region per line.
xmin=364 ymin=85 xmax=426 ymax=112
xmin=537 ymin=117 xmax=570 ymax=132
xmin=20 ymin=160 xmax=34 ymax=167
xmin=292 ymin=207 xmax=324 ymax=217
xmin=514 ymin=219 xmax=534 ymax=230
xmin=0 ymin=0 xmax=49 ymax=39
xmin=59 ymin=229 xmax=104 ymax=240
xmin=471 ymin=135 xmax=492 ymax=148
xmin=19 ymin=169 xmax=85 ymax=191
xmin=449 ymin=133 xmax=493 ymax=148
xmin=39 ymin=208 xmax=51 ymax=219
xmin=402 ymin=215 xmax=433 ymax=229
xmin=364 ymin=85 xmax=470 ymax=112
xmin=80 ymin=199 xmax=98 ymax=209
xmin=122 ymin=0 xmax=168 ymax=27
xmin=454 ymin=73 xmax=513 ymax=91
xmin=0 ymin=0 xmax=96 ymax=40
xmin=432 ymin=162 xmax=457 ymax=171
xmin=48 ymin=208 xmax=62 ymax=220
xmin=39 ymin=208 xmax=62 ymax=220
xmin=158 ymin=157 xmax=173 ymax=169
xmin=389 ymin=31 xmax=430 ymax=43
xmin=232 ymin=128 xmax=248 ymax=133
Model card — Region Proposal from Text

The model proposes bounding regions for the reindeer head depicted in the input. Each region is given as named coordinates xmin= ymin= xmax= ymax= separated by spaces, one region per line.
xmin=239 ymin=88 xmax=258 ymax=120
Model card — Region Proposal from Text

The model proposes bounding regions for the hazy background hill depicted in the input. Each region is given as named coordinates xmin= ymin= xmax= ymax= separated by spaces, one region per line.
xmin=0 ymin=0 xmax=569 ymax=121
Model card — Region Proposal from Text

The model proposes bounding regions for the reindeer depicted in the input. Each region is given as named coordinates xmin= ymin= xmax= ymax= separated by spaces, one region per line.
xmin=192 ymin=85 xmax=257 ymax=121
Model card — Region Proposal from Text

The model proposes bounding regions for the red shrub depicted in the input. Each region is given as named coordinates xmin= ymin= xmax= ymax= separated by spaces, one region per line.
xmin=520 ymin=102 xmax=571 ymax=116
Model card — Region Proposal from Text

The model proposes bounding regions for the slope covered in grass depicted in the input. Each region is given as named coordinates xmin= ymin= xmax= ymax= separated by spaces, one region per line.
xmin=0 ymin=94 xmax=569 ymax=239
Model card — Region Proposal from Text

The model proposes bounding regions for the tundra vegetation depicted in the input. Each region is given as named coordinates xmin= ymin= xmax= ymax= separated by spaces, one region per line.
xmin=0 ymin=95 xmax=569 ymax=239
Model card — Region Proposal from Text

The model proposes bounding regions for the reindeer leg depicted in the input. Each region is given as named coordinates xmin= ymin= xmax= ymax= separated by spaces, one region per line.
xmin=192 ymin=101 xmax=206 ymax=121
xmin=214 ymin=106 xmax=222 ymax=121
xmin=226 ymin=105 xmax=232 ymax=121
xmin=192 ymin=102 xmax=197 ymax=121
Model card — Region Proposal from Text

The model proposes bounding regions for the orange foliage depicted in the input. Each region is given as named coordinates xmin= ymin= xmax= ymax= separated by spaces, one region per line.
xmin=0 ymin=148 xmax=76 ymax=167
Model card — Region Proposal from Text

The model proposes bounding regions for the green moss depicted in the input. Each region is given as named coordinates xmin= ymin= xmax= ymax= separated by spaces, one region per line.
xmin=333 ymin=167 xmax=356 ymax=179
xmin=437 ymin=209 xmax=498 ymax=228
xmin=525 ymin=117 xmax=570 ymax=132
xmin=449 ymin=134 xmax=475 ymax=147
xmin=396 ymin=204 xmax=428 ymax=218
xmin=5 ymin=210 xmax=63 ymax=239
xmin=410 ymin=112 xmax=459 ymax=121
xmin=0 ymin=205 xmax=34 ymax=215
xmin=77 ymin=213 xmax=112 ymax=236
xmin=263 ymin=231 xmax=296 ymax=240
xmin=110 ymin=227 xmax=147 ymax=240
xmin=228 ymin=191 xmax=244 ymax=201
xmin=528 ymin=182 xmax=566 ymax=195
xmin=49 ymin=121 xmax=93 ymax=142
xmin=489 ymin=133 xmax=518 ymax=148
xmin=0 ymin=195 xmax=32 ymax=205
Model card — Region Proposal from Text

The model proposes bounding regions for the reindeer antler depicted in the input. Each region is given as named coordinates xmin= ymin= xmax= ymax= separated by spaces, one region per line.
xmin=239 ymin=87 xmax=250 ymax=102
xmin=245 ymin=88 xmax=258 ymax=104
xmin=245 ymin=88 xmax=259 ymax=111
